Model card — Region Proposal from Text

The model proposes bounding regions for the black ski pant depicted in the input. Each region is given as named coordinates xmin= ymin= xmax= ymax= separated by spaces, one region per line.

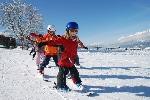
xmin=57 ymin=65 xmax=82 ymax=88
xmin=40 ymin=55 xmax=58 ymax=70
xmin=29 ymin=48 xmax=36 ymax=59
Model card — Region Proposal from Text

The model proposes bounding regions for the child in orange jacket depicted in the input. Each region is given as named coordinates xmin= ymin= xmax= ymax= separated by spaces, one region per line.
xmin=39 ymin=25 xmax=59 ymax=74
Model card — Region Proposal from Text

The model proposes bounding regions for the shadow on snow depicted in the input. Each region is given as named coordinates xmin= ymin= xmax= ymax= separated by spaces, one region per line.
xmin=79 ymin=66 xmax=140 ymax=70
xmin=80 ymin=74 xmax=150 ymax=79
xmin=79 ymin=66 xmax=150 ymax=97
xmin=83 ymin=85 xmax=150 ymax=97
xmin=79 ymin=66 xmax=150 ymax=79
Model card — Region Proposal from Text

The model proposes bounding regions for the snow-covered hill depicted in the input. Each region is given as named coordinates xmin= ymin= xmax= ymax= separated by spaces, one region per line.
xmin=0 ymin=47 xmax=150 ymax=100
xmin=118 ymin=29 xmax=150 ymax=48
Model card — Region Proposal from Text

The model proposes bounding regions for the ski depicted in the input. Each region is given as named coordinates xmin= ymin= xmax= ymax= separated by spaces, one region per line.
xmin=86 ymin=91 xmax=96 ymax=97
xmin=43 ymin=74 xmax=51 ymax=82
xmin=52 ymin=82 xmax=71 ymax=100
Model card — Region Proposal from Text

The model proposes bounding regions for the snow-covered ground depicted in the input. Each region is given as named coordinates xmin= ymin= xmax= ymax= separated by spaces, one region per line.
xmin=0 ymin=47 xmax=150 ymax=100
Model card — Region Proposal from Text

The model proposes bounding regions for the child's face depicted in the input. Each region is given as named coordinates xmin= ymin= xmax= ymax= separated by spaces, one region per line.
xmin=69 ymin=29 xmax=78 ymax=36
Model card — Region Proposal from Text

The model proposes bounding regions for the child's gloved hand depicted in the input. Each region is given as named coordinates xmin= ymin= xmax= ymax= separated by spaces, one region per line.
xmin=84 ymin=47 xmax=88 ymax=50
xmin=57 ymin=35 xmax=61 ymax=37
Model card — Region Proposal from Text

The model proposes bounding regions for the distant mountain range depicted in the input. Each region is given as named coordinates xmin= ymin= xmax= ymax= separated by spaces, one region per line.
xmin=88 ymin=29 xmax=150 ymax=49
xmin=117 ymin=29 xmax=150 ymax=48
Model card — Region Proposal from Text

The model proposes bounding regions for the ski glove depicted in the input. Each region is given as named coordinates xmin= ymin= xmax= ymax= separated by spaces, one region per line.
xmin=57 ymin=35 xmax=61 ymax=37
xmin=84 ymin=47 xmax=88 ymax=50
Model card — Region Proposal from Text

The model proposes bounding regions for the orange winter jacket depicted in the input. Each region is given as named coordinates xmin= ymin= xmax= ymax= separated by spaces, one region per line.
xmin=43 ymin=33 xmax=58 ymax=56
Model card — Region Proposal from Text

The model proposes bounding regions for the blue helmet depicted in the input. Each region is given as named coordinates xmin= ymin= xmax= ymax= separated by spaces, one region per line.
xmin=66 ymin=22 xmax=79 ymax=30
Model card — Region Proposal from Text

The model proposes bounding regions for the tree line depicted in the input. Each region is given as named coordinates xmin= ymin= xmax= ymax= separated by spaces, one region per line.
xmin=0 ymin=34 xmax=16 ymax=48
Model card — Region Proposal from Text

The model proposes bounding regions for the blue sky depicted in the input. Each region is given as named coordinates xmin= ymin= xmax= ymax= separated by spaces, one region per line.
xmin=1 ymin=0 xmax=150 ymax=44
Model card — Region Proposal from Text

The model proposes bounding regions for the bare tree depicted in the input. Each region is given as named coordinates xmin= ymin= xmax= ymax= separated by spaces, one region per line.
xmin=0 ymin=0 xmax=43 ymax=49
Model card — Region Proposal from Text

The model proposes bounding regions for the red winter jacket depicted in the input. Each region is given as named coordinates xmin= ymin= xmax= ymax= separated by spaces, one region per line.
xmin=49 ymin=36 xmax=79 ymax=67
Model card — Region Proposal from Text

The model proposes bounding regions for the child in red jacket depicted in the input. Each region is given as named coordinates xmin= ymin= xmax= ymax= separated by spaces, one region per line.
xmin=43 ymin=22 xmax=87 ymax=91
